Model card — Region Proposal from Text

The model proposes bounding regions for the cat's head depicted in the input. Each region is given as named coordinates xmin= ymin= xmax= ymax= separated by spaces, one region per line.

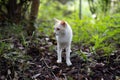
xmin=53 ymin=18 xmax=66 ymax=35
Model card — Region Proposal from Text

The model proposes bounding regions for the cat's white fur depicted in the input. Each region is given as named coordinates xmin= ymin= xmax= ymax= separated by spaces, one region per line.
xmin=54 ymin=18 xmax=73 ymax=66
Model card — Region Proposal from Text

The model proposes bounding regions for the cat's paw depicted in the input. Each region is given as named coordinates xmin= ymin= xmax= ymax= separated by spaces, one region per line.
xmin=66 ymin=61 xmax=72 ymax=66
xmin=57 ymin=60 xmax=62 ymax=63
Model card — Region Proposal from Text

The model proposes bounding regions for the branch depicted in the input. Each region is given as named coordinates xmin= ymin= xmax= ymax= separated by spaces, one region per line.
xmin=42 ymin=58 xmax=59 ymax=80
xmin=0 ymin=38 xmax=13 ymax=42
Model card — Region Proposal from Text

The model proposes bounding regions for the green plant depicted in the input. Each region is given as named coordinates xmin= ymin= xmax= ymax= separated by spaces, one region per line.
xmin=0 ymin=42 xmax=6 ymax=57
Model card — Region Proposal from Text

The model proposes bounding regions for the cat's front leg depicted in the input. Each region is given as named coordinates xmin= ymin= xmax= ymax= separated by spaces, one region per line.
xmin=66 ymin=46 xmax=72 ymax=66
xmin=57 ymin=44 xmax=62 ymax=63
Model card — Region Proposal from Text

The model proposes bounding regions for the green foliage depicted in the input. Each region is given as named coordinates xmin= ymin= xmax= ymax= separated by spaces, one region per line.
xmin=79 ymin=51 xmax=88 ymax=61
xmin=0 ymin=42 xmax=6 ymax=57
xmin=72 ymin=14 xmax=120 ymax=55
xmin=38 ymin=0 xmax=68 ymax=19
xmin=37 ymin=0 xmax=75 ymax=35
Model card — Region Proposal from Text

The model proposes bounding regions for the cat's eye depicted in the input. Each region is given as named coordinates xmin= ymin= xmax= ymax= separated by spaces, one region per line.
xmin=56 ymin=28 xmax=60 ymax=30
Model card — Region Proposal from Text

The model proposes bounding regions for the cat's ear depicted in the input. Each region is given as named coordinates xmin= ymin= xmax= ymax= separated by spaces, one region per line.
xmin=53 ymin=18 xmax=60 ymax=23
xmin=60 ymin=21 xmax=66 ymax=27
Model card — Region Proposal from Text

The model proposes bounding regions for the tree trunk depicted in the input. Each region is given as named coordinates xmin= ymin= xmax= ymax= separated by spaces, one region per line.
xmin=0 ymin=0 xmax=31 ymax=24
xmin=79 ymin=0 xmax=82 ymax=19
xmin=7 ymin=0 xmax=17 ymax=22
xmin=26 ymin=0 xmax=40 ymax=35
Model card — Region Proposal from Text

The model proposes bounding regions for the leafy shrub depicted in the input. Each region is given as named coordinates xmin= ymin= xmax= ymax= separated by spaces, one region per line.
xmin=71 ymin=14 xmax=120 ymax=55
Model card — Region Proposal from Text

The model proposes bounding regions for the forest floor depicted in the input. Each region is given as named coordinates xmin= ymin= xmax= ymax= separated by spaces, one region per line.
xmin=0 ymin=30 xmax=120 ymax=80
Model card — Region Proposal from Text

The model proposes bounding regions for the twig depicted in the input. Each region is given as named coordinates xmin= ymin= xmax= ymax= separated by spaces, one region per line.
xmin=115 ymin=55 xmax=120 ymax=61
xmin=43 ymin=58 xmax=51 ymax=69
xmin=0 ymin=38 xmax=13 ymax=42
xmin=32 ymin=73 xmax=41 ymax=79
xmin=42 ymin=58 xmax=59 ymax=80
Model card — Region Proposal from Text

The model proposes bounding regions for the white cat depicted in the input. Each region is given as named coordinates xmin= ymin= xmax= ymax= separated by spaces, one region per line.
xmin=53 ymin=18 xmax=73 ymax=66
